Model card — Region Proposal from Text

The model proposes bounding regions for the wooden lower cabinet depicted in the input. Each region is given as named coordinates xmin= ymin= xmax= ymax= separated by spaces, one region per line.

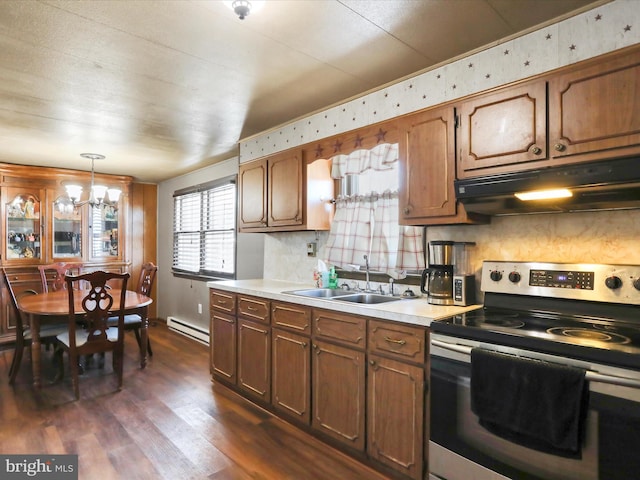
xmin=210 ymin=311 xmax=237 ymax=384
xmin=311 ymin=339 xmax=366 ymax=451
xmin=237 ymin=318 xmax=271 ymax=403
xmin=367 ymin=354 xmax=425 ymax=480
xmin=272 ymin=327 xmax=311 ymax=424
xmin=209 ymin=290 xmax=430 ymax=480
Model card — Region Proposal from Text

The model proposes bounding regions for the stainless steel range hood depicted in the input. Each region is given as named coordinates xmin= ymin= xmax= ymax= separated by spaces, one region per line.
xmin=454 ymin=157 xmax=640 ymax=215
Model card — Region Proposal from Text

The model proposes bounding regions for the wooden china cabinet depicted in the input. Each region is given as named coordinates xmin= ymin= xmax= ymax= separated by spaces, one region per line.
xmin=0 ymin=162 xmax=139 ymax=345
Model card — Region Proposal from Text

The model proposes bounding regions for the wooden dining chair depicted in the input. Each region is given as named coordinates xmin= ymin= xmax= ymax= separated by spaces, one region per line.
xmin=108 ymin=262 xmax=157 ymax=357
xmin=55 ymin=270 xmax=130 ymax=399
xmin=38 ymin=262 xmax=81 ymax=292
xmin=3 ymin=269 xmax=68 ymax=385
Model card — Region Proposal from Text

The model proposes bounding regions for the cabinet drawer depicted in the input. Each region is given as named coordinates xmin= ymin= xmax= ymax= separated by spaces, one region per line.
xmin=312 ymin=309 xmax=366 ymax=349
xmin=368 ymin=320 xmax=425 ymax=363
xmin=272 ymin=301 xmax=311 ymax=335
xmin=210 ymin=289 xmax=236 ymax=315
xmin=4 ymin=269 xmax=41 ymax=288
xmin=238 ymin=295 xmax=270 ymax=324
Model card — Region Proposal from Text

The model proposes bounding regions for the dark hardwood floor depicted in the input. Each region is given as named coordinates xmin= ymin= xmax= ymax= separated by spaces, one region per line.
xmin=0 ymin=322 xmax=390 ymax=479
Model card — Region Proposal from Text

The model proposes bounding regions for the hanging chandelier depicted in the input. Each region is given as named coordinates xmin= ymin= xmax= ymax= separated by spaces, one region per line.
xmin=64 ymin=153 xmax=121 ymax=208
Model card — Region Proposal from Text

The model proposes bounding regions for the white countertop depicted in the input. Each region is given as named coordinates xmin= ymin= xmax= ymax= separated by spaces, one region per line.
xmin=207 ymin=279 xmax=482 ymax=327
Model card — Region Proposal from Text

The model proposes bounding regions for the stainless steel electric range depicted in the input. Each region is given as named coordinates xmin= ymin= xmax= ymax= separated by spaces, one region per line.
xmin=429 ymin=261 xmax=640 ymax=480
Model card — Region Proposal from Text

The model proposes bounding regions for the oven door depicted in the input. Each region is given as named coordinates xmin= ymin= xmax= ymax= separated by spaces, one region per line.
xmin=429 ymin=333 xmax=640 ymax=480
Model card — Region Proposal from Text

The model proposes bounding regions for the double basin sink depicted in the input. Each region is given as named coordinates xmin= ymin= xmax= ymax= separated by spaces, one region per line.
xmin=283 ymin=288 xmax=403 ymax=304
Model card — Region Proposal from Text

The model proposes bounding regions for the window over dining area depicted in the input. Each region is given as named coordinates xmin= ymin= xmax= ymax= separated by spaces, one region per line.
xmin=172 ymin=176 xmax=236 ymax=279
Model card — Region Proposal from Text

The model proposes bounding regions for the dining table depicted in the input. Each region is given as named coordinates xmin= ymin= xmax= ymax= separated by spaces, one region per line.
xmin=18 ymin=289 xmax=153 ymax=388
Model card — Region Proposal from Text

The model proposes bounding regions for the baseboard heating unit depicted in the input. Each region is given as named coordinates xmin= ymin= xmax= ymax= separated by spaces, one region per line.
xmin=167 ymin=317 xmax=209 ymax=345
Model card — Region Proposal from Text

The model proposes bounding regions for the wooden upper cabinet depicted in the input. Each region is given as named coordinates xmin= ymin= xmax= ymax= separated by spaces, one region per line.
xmin=457 ymin=46 xmax=640 ymax=178
xmin=399 ymin=106 xmax=457 ymax=222
xmin=457 ymin=80 xmax=548 ymax=178
xmin=398 ymin=106 xmax=486 ymax=225
xmin=238 ymin=158 xmax=268 ymax=229
xmin=268 ymin=150 xmax=303 ymax=227
xmin=238 ymin=149 xmax=333 ymax=232
xmin=549 ymin=47 xmax=640 ymax=163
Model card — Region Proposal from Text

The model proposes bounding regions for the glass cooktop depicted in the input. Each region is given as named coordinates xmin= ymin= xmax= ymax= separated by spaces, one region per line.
xmin=431 ymin=305 xmax=640 ymax=369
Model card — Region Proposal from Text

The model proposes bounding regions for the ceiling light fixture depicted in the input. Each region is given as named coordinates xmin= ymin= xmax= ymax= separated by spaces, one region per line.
xmin=514 ymin=188 xmax=573 ymax=201
xmin=224 ymin=0 xmax=265 ymax=20
xmin=64 ymin=153 xmax=121 ymax=208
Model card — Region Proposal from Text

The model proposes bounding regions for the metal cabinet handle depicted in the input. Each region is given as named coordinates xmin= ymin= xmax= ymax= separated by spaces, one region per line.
xmin=403 ymin=206 xmax=411 ymax=215
xmin=369 ymin=360 xmax=376 ymax=366
xmin=301 ymin=342 xmax=307 ymax=348
xmin=554 ymin=143 xmax=566 ymax=152
xmin=384 ymin=336 xmax=406 ymax=346
xmin=529 ymin=145 xmax=542 ymax=155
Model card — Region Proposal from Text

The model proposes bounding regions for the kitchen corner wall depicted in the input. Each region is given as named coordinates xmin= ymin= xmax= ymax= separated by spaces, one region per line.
xmin=250 ymin=0 xmax=640 ymax=286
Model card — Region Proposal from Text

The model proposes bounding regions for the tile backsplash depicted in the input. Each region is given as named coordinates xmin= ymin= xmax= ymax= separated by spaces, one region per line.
xmin=264 ymin=210 xmax=640 ymax=290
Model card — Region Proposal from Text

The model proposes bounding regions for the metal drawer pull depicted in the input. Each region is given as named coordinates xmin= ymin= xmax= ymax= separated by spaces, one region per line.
xmin=384 ymin=336 xmax=406 ymax=346
xmin=431 ymin=339 xmax=640 ymax=389
xmin=247 ymin=306 xmax=257 ymax=311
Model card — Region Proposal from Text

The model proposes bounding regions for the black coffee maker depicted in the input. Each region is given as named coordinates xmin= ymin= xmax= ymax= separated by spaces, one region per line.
xmin=421 ymin=241 xmax=454 ymax=305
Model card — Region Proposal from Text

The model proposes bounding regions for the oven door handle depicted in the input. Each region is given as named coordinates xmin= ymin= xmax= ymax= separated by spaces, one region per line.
xmin=431 ymin=339 xmax=640 ymax=390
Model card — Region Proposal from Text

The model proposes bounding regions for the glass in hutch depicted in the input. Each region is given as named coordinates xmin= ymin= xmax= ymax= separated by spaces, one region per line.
xmin=91 ymin=203 xmax=119 ymax=258
xmin=6 ymin=192 xmax=41 ymax=260
xmin=52 ymin=195 xmax=82 ymax=257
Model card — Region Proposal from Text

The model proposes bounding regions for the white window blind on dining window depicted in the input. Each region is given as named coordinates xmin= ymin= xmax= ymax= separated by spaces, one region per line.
xmin=173 ymin=176 xmax=236 ymax=278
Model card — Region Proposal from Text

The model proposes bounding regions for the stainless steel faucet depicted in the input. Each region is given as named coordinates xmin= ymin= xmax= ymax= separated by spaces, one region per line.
xmin=363 ymin=254 xmax=371 ymax=292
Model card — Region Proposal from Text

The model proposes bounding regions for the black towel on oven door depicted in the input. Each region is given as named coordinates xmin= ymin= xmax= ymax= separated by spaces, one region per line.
xmin=470 ymin=348 xmax=588 ymax=457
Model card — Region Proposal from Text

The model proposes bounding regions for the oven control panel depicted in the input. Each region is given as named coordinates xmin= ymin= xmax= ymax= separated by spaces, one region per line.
xmin=482 ymin=261 xmax=640 ymax=305
xmin=529 ymin=269 xmax=594 ymax=289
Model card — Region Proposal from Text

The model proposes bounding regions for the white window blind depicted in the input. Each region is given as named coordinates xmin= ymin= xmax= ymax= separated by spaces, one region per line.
xmin=173 ymin=176 xmax=236 ymax=278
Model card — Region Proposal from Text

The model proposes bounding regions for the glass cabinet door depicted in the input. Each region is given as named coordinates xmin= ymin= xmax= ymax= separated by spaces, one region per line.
xmin=52 ymin=196 xmax=82 ymax=258
xmin=90 ymin=203 xmax=119 ymax=258
xmin=6 ymin=191 xmax=42 ymax=260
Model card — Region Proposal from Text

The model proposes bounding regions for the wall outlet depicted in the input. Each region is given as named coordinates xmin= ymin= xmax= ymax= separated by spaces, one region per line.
xmin=197 ymin=303 xmax=202 ymax=314
xmin=307 ymin=242 xmax=317 ymax=257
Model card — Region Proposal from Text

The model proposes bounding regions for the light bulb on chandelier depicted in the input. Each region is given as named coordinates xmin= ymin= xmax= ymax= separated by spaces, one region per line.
xmin=62 ymin=153 xmax=121 ymax=210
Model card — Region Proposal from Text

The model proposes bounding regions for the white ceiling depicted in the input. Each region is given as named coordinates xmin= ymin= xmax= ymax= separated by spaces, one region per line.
xmin=0 ymin=0 xmax=604 ymax=183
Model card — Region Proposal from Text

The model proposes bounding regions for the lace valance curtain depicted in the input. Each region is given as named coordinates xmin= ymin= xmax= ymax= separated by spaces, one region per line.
xmin=322 ymin=143 xmax=425 ymax=278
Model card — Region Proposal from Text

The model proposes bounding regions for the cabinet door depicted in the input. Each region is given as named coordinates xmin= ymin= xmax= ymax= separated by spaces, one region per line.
xmin=210 ymin=311 xmax=237 ymax=384
xmin=457 ymin=80 xmax=547 ymax=178
xmin=268 ymin=150 xmax=303 ymax=227
xmin=312 ymin=339 xmax=366 ymax=451
xmin=238 ymin=318 xmax=271 ymax=403
xmin=272 ymin=328 xmax=311 ymax=424
xmin=367 ymin=354 xmax=424 ymax=480
xmin=549 ymin=50 xmax=640 ymax=162
xmin=399 ymin=107 xmax=457 ymax=222
xmin=4 ymin=187 xmax=45 ymax=262
xmin=238 ymin=159 xmax=268 ymax=229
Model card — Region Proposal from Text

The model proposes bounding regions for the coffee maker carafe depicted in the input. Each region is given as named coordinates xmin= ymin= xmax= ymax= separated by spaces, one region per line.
xmin=421 ymin=241 xmax=455 ymax=305
xmin=421 ymin=241 xmax=476 ymax=305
